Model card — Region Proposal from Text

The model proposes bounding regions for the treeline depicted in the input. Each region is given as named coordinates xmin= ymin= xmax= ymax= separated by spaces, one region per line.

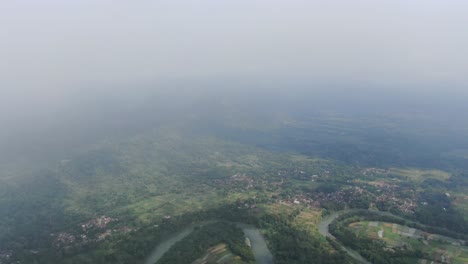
xmin=378 ymin=193 xmax=468 ymax=237
xmin=258 ymin=211 xmax=354 ymax=264
xmin=332 ymin=210 xmax=467 ymax=240
xmin=413 ymin=191 xmax=468 ymax=235
xmin=19 ymin=204 xmax=256 ymax=264
xmin=328 ymin=209 xmax=468 ymax=264
xmin=0 ymin=170 xmax=74 ymax=250
xmin=329 ymin=221 xmax=423 ymax=264
xmin=157 ymin=222 xmax=254 ymax=264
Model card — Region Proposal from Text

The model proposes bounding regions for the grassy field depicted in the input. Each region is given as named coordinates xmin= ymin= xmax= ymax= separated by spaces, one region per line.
xmin=349 ymin=221 xmax=468 ymax=264
xmin=388 ymin=168 xmax=451 ymax=183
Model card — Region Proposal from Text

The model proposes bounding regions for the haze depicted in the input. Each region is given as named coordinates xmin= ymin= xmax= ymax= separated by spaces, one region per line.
xmin=2 ymin=2 xmax=468 ymax=263
xmin=1 ymin=0 xmax=468 ymax=168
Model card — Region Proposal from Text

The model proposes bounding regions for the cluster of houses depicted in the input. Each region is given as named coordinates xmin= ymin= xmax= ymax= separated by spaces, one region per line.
xmin=214 ymin=173 xmax=254 ymax=190
xmin=96 ymin=225 xmax=134 ymax=242
xmin=53 ymin=232 xmax=76 ymax=248
xmin=361 ymin=167 xmax=388 ymax=177
xmin=313 ymin=189 xmax=349 ymax=207
xmin=277 ymin=183 xmax=416 ymax=213
xmin=278 ymin=194 xmax=320 ymax=209
xmin=372 ymin=181 xmax=417 ymax=214
xmin=81 ymin=215 xmax=115 ymax=231
xmin=270 ymin=165 xmax=422 ymax=216
xmin=277 ymin=187 xmax=358 ymax=209
xmin=51 ymin=215 xmax=134 ymax=249
xmin=96 ymin=230 xmax=112 ymax=241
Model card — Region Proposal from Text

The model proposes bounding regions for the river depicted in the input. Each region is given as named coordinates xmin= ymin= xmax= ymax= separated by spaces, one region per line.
xmin=318 ymin=210 xmax=371 ymax=264
xmin=237 ymin=223 xmax=274 ymax=264
xmin=144 ymin=222 xmax=206 ymax=264
xmin=318 ymin=209 xmax=468 ymax=264
xmin=144 ymin=221 xmax=273 ymax=264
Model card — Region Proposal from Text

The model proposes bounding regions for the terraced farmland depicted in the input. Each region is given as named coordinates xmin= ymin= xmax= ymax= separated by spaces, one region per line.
xmin=192 ymin=243 xmax=248 ymax=264
xmin=349 ymin=221 xmax=468 ymax=264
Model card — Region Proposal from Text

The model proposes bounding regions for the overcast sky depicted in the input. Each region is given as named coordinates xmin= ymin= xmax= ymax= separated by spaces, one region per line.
xmin=2 ymin=1 xmax=468 ymax=85
xmin=1 ymin=1 xmax=468 ymax=118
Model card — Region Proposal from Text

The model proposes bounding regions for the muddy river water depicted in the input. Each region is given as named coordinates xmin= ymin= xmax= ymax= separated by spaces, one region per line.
xmin=145 ymin=221 xmax=273 ymax=264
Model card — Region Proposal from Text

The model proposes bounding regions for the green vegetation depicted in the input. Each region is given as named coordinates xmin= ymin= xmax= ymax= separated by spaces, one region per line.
xmin=414 ymin=191 xmax=468 ymax=234
xmin=330 ymin=216 xmax=424 ymax=263
xmin=1 ymin=112 xmax=468 ymax=264
xmin=388 ymin=168 xmax=451 ymax=183
xmin=157 ymin=222 xmax=254 ymax=264
xmin=258 ymin=205 xmax=353 ymax=264
xmin=329 ymin=210 xmax=468 ymax=263
xmin=192 ymin=243 xmax=248 ymax=264
xmin=349 ymin=221 xmax=468 ymax=264
xmin=0 ymin=130 xmax=354 ymax=263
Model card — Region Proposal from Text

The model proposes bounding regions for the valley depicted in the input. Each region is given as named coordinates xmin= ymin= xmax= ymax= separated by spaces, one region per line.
xmin=1 ymin=116 xmax=468 ymax=264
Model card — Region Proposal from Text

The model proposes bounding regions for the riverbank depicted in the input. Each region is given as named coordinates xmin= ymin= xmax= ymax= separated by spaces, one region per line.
xmin=318 ymin=210 xmax=370 ymax=264
xmin=145 ymin=221 xmax=273 ymax=264
xmin=318 ymin=209 xmax=468 ymax=264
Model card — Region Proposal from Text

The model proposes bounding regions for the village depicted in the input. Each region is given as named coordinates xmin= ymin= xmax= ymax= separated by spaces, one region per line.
xmin=270 ymin=166 xmax=420 ymax=215
xmin=14 ymin=164 xmax=454 ymax=263
xmin=277 ymin=186 xmax=366 ymax=210
xmin=373 ymin=180 xmax=418 ymax=214
xmin=214 ymin=173 xmax=255 ymax=190
xmin=52 ymin=215 xmax=134 ymax=249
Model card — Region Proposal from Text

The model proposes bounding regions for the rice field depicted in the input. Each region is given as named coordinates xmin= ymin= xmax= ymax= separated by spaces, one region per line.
xmin=349 ymin=221 xmax=468 ymax=264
